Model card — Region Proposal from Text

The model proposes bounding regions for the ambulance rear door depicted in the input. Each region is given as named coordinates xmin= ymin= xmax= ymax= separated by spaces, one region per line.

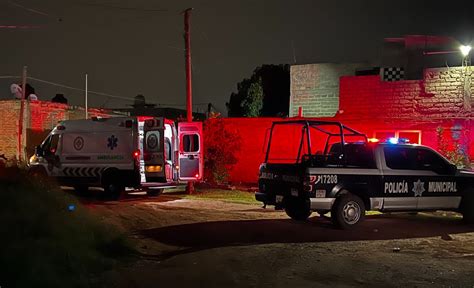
xmin=142 ymin=117 xmax=166 ymax=182
xmin=178 ymin=121 xmax=203 ymax=181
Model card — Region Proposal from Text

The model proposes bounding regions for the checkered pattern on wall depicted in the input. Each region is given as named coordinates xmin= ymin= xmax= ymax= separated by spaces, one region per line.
xmin=381 ymin=67 xmax=405 ymax=82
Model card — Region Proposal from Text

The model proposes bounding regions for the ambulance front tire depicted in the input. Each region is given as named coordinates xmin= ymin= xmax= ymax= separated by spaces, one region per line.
xmin=73 ymin=185 xmax=90 ymax=196
xmin=103 ymin=182 xmax=125 ymax=200
xmin=146 ymin=188 xmax=163 ymax=197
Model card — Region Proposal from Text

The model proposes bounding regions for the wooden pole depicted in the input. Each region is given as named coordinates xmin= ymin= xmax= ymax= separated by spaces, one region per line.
xmin=18 ymin=66 xmax=27 ymax=162
xmin=184 ymin=8 xmax=195 ymax=194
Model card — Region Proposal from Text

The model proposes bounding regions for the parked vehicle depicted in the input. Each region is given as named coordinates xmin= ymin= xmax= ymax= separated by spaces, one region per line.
xmin=256 ymin=120 xmax=474 ymax=228
xmin=28 ymin=116 xmax=203 ymax=199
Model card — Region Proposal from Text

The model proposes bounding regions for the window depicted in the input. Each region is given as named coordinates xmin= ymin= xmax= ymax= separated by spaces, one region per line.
xmin=344 ymin=144 xmax=376 ymax=168
xmin=183 ymin=134 xmax=199 ymax=152
xmin=165 ymin=138 xmax=172 ymax=160
xmin=41 ymin=134 xmax=60 ymax=155
xmin=384 ymin=147 xmax=450 ymax=173
xmin=146 ymin=131 xmax=160 ymax=152
xmin=374 ymin=130 xmax=421 ymax=144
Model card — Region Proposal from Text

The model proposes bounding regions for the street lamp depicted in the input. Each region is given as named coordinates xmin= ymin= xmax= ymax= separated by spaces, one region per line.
xmin=460 ymin=45 xmax=471 ymax=57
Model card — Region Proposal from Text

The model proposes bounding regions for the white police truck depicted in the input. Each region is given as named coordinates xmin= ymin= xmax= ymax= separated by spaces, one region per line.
xmin=28 ymin=116 xmax=203 ymax=199
xmin=256 ymin=120 xmax=474 ymax=228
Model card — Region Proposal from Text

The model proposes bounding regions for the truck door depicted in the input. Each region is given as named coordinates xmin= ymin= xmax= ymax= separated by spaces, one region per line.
xmin=178 ymin=122 xmax=203 ymax=181
xmin=143 ymin=118 xmax=166 ymax=182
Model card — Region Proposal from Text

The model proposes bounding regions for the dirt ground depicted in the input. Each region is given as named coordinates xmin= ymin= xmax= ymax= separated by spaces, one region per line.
xmin=83 ymin=192 xmax=474 ymax=288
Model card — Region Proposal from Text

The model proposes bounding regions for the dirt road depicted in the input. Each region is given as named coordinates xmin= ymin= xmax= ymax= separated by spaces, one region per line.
xmin=85 ymin=193 xmax=474 ymax=287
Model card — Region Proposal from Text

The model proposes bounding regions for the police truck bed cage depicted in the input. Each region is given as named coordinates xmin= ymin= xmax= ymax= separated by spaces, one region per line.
xmin=265 ymin=120 xmax=368 ymax=165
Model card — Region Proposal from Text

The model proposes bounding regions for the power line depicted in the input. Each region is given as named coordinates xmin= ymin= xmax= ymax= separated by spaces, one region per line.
xmin=78 ymin=2 xmax=169 ymax=13
xmin=7 ymin=0 xmax=51 ymax=17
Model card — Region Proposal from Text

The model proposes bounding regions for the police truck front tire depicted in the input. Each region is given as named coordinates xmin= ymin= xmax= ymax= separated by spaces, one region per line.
xmin=332 ymin=193 xmax=365 ymax=229
xmin=285 ymin=198 xmax=312 ymax=221
xmin=460 ymin=190 xmax=474 ymax=224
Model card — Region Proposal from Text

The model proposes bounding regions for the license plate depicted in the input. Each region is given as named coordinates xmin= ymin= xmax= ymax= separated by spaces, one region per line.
xmin=276 ymin=195 xmax=284 ymax=203
xmin=315 ymin=189 xmax=326 ymax=198
xmin=291 ymin=188 xmax=299 ymax=196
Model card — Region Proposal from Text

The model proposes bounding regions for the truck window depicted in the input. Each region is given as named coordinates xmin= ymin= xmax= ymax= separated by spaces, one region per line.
xmin=412 ymin=148 xmax=451 ymax=174
xmin=384 ymin=147 xmax=450 ymax=173
xmin=183 ymin=134 xmax=199 ymax=152
xmin=344 ymin=144 xmax=376 ymax=168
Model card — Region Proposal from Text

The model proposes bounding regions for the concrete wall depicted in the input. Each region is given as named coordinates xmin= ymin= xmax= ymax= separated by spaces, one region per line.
xmin=289 ymin=63 xmax=362 ymax=117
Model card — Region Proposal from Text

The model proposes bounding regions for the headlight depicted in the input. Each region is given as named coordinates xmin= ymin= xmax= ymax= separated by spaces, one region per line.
xmin=29 ymin=155 xmax=37 ymax=164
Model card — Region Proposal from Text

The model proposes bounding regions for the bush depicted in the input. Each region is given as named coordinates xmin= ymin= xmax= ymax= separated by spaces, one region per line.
xmin=203 ymin=119 xmax=242 ymax=184
xmin=0 ymin=168 xmax=132 ymax=288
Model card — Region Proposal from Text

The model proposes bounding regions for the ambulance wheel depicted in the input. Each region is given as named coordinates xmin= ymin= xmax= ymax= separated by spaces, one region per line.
xmin=146 ymin=188 xmax=163 ymax=197
xmin=73 ymin=185 xmax=90 ymax=196
xmin=285 ymin=198 xmax=312 ymax=221
xmin=332 ymin=193 xmax=365 ymax=229
xmin=460 ymin=190 xmax=474 ymax=224
xmin=103 ymin=182 xmax=125 ymax=200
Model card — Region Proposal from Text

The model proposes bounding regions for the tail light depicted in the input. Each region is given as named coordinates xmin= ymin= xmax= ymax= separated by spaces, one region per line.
xmin=133 ymin=150 xmax=140 ymax=158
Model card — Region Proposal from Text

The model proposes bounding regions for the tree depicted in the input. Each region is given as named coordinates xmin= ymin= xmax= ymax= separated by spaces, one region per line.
xmin=241 ymin=78 xmax=263 ymax=117
xmin=227 ymin=64 xmax=290 ymax=117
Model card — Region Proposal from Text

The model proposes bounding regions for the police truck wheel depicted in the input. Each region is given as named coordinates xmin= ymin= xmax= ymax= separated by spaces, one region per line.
xmin=146 ymin=188 xmax=163 ymax=197
xmin=332 ymin=193 xmax=365 ymax=229
xmin=460 ymin=190 xmax=474 ymax=224
xmin=285 ymin=198 xmax=312 ymax=221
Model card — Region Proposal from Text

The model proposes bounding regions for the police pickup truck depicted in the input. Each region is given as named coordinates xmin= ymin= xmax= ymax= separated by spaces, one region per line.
xmin=256 ymin=120 xmax=474 ymax=228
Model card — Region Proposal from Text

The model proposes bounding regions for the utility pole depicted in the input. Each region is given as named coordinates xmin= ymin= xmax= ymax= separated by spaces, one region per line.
xmin=184 ymin=8 xmax=193 ymax=122
xmin=18 ymin=66 xmax=27 ymax=162
xmin=184 ymin=8 xmax=195 ymax=194
xmin=85 ymin=73 xmax=89 ymax=119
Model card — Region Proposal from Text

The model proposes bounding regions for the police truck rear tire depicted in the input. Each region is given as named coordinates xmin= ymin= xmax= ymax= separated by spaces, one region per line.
xmin=285 ymin=198 xmax=312 ymax=221
xmin=332 ymin=193 xmax=365 ymax=229
xmin=460 ymin=190 xmax=474 ymax=224
xmin=146 ymin=188 xmax=163 ymax=197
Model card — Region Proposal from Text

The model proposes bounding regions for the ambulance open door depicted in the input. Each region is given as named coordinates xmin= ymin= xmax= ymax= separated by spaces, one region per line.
xmin=178 ymin=122 xmax=203 ymax=181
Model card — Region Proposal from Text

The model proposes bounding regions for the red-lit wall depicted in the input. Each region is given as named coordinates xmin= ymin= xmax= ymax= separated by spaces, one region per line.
xmin=213 ymin=66 xmax=474 ymax=184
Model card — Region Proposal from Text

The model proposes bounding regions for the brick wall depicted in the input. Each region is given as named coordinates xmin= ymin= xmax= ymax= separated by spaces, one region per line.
xmin=290 ymin=63 xmax=363 ymax=117
xmin=337 ymin=67 xmax=473 ymax=122
xmin=0 ymin=101 xmax=20 ymax=159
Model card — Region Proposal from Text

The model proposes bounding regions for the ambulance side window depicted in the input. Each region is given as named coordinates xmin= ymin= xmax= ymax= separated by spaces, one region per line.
xmin=41 ymin=134 xmax=60 ymax=155
xmin=165 ymin=138 xmax=172 ymax=161
xmin=183 ymin=134 xmax=199 ymax=152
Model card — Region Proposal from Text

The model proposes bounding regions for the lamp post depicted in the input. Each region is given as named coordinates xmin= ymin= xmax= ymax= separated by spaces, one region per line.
xmin=460 ymin=45 xmax=472 ymax=66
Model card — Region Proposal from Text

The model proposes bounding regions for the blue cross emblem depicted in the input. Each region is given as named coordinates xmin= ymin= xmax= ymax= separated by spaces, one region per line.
xmin=107 ymin=135 xmax=118 ymax=150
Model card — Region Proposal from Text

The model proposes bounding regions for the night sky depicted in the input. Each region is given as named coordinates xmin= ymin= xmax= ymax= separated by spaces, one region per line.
xmin=1 ymin=0 xmax=474 ymax=115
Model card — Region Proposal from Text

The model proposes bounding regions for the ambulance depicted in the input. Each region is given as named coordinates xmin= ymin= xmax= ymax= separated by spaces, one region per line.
xmin=28 ymin=116 xmax=203 ymax=199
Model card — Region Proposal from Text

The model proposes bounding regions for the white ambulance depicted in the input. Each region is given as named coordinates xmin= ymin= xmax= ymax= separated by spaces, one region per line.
xmin=28 ymin=116 xmax=203 ymax=199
